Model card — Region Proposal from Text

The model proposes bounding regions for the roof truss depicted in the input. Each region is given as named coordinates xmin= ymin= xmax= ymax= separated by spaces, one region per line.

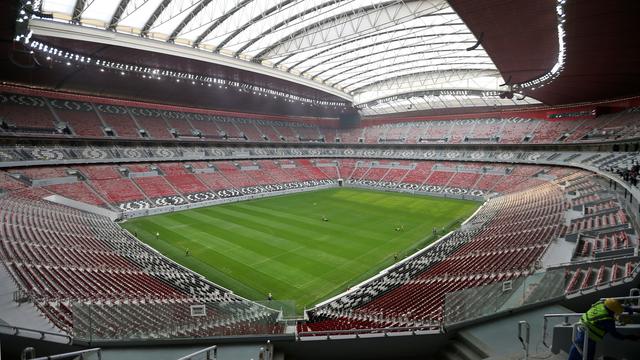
xmin=34 ymin=0 xmax=517 ymax=110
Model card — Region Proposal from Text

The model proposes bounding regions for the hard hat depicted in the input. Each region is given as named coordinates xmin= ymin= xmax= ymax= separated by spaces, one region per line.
xmin=604 ymin=298 xmax=624 ymax=314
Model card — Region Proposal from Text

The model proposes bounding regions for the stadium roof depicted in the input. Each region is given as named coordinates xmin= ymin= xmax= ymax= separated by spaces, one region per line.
xmin=29 ymin=0 xmax=540 ymax=113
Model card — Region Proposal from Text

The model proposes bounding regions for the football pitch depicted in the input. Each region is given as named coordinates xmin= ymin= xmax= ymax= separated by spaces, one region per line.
xmin=120 ymin=188 xmax=480 ymax=314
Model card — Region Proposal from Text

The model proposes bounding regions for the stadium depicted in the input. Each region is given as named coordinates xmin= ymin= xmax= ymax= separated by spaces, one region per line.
xmin=0 ymin=0 xmax=639 ymax=359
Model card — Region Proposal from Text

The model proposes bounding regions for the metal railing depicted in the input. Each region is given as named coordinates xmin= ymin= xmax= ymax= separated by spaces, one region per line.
xmin=518 ymin=320 xmax=530 ymax=360
xmin=27 ymin=347 xmax=101 ymax=360
xmin=176 ymin=345 xmax=217 ymax=360
xmin=542 ymin=313 xmax=583 ymax=348
xmin=69 ymin=300 xmax=281 ymax=341
xmin=297 ymin=324 xmax=441 ymax=340
xmin=603 ymin=289 xmax=640 ymax=305
xmin=0 ymin=324 xmax=72 ymax=344
xmin=571 ymin=323 xmax=589 ymax=360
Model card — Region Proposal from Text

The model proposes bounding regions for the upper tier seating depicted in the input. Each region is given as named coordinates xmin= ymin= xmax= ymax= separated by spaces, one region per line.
xmin=499 ymin=118 xmax=539 ymax=143
xmin=468 ymin=120 xmax=501 ymax=140
xmin=53 ymin=106 xmax=105 ymax=138
xmin=273 ymin=124 xmax=298 ymax=142
xmin=297 ymin=125 xmax=323 ymax=141
xmin=216 ymin=120 xmax=244 ymax=139
xmin=531 ymin=120 xmax=583 ymax=143
xmin=3 ymin=90 xmax=640 ymax=144
xmin=164 ymin=115 xmax=196 ymax=137
xmin=130 ymin=111 xmax=173 ymax=139
xmin=448 ymin=122 xmax=469 ymax=143
xmin=255 ymin=123 xmax=281 ymax=141
xmin=422 ymin=122 xmax=450 ymax=141
xmin=239 ymin=122 xmax=263 ymax=141
xmin=96 ymin=105 xmax=141 ymax=138
xmin=189 ymin=117 xmax=222 ymax=138
xmin=0 ymin=94 xmax=58 ymax=134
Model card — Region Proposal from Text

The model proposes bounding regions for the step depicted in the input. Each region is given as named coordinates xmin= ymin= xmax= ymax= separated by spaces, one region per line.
xmin=451 ymin=339 xmax=485 ymax=360
xmin=442 ymin=346 xmax=466 ymax=360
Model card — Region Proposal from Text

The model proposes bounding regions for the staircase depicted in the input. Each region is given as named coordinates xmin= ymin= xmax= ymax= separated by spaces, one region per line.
xmin=435 ymin=335 xmax=488 ymax=360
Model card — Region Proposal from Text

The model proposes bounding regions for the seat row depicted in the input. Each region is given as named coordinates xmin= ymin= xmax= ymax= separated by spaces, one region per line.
xmin=301 ymin=180 xmax=575 ymax=332
xmin=3 ymin=91 xmax=640 ymax=144
xmin=9 ymin=161 xmax=572 ymax=210
xmin=566 ymin=260 xmax=637 ymax=293
xmin=0 ymin=190 xmax=282 ymax=338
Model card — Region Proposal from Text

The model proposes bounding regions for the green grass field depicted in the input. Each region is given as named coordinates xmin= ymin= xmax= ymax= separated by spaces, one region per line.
xmin=120 ymin=188 xmax=480 ymax=314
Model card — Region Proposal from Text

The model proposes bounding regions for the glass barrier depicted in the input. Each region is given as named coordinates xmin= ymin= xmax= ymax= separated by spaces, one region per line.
xmin=69 ymin=298 xmax=285 ymax=341
xmin=443 ymin=269 xmax=567 ymax=327
xmin=254 ymin=299 xmax=298 ymax=320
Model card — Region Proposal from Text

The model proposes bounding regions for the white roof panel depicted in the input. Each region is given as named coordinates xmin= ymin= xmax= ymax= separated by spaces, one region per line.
xmin=41 ymin=0 xmax=75 ymax=17
xmin=81 ymin=1 xmax=120 ymax=26
xmin=35 ymin=0 xmax=522 ymax=112
xmin=118 ymin=0 xmax=164 ymax=31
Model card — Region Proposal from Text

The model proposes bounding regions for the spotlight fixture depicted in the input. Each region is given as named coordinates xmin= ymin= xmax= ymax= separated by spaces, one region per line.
xmin=25 ymin=40 xmax=350 ymax=109
xmin=498 ymin=91 xmax=513 ymax=99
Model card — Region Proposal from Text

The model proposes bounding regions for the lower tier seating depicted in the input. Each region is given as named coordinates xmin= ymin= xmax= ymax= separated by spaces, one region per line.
xmin=300 ymin=175 xmax=598 ymax=333
xmin=0 ymin=190 xmax=282 ymax=339
xmin=2 ymin=161 xmax=581 ymax=212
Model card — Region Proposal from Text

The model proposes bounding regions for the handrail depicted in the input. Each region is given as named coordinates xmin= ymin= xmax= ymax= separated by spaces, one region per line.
xmin=176 ymin=345 xmax=217 ymax=360
xmin=599 ymin=294 xmax=640 ymax=303
xmin=31 ymin=347 xmax=101 ymax=360
xmin=542 ymin=313 xmax=583 ymax=348
xmin=630 ymin=288 xmax=640 ymax=306
xmin=550 ymin=253 xmax=640 ymax=270
xmin=518 ymin=321 xmax=530 ymax=360
xmin=297 ymin=324 xmax=441 ymax=339
xmin=571 ymin=323 xmax=589 ymax=360
xmin=0 ymin=324 xmax=72 ymax=344
xmin=22 ymin=347 xmax=36 ymax=360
